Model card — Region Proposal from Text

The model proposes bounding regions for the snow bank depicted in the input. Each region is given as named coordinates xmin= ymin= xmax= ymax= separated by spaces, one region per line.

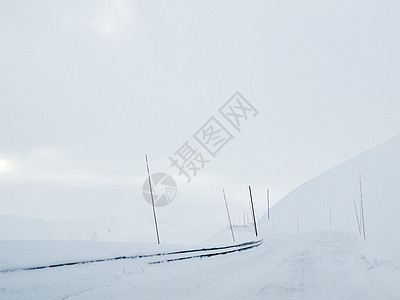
xmin=260 ymin=134 xmax=400 ymax=266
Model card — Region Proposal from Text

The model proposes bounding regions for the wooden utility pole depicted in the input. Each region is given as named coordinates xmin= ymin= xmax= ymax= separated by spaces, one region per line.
xmin=267 ymin=188 xmax=270 ymax=219
xmin=248 ymin=186 xmax=258 ymax=237
xmin=223 ymin=189 xmax=235 ymax=243
xmin=145 ymin=154 xmax=160 ymax=244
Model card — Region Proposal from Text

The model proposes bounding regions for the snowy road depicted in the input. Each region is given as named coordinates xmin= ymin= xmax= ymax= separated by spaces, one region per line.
xmin=1 ymin=231 xmax=399 ymax=299
xmin=0 ymin=239 xmax=263 ymax=272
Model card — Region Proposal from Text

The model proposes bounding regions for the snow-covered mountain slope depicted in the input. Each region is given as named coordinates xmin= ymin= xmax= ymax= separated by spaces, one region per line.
xmin=0 ymin=215 xmax=106 ymax=240
xmin=260 ymin=134 xmax=400 ymax=264
xmin=0 ymin=215 xmax=162 ymax=243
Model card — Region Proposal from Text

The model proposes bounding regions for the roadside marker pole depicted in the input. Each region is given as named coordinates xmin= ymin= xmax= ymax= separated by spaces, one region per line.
xmin=248 ymin=186 xmax=258 ymax=237
xmin=223 ymin=189 xmax=235 ymax=243
xmin=145 ymin=154 xmax=160 ymax=244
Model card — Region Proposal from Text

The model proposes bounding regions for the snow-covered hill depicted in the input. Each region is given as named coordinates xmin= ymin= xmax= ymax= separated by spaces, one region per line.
xmin=260 ymin=134 xmax=400 ymax=265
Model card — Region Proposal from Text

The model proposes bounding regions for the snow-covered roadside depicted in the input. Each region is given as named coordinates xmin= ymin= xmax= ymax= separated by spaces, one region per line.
xmin=0 ymin=240 xmax=180 ymax=271
xmin=1 ymin=230 xmax=399 ymax=299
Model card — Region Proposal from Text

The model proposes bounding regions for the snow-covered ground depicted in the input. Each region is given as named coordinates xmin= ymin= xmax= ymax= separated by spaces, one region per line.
xmin=1 ymin=134 xmax=400 ymax=299
xmin=260 ymin=134 xmax=400 ymax=267
xmin=1 ymin=230 xmax=399 ymax=299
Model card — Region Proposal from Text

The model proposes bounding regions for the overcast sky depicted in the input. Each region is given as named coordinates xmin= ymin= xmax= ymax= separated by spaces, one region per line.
xmin=1 ymin=0 xmax=400 ymax=243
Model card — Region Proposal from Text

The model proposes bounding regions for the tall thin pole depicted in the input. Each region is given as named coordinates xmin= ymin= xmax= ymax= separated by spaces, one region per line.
xmin=353 ymin=198 xmax=361 ymax=236
xmin=359 ymin=173 xmax=366 ymax=240
xmin=360 ymin=200 xmax=366 ymax=240
xmin=145 ymin=154 xmax=160 ymax=244
xmin=223 ymin=189 xmax=235 ymax=243
xmin=248 ymin=186 xmax=258 ymax=237
xmin=267 ymin=188 xmax=270 ymax=219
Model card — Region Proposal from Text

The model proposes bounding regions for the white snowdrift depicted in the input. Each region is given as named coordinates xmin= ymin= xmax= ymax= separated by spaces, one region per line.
xmin=260 ymin=134 xmax=400 ymax=265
